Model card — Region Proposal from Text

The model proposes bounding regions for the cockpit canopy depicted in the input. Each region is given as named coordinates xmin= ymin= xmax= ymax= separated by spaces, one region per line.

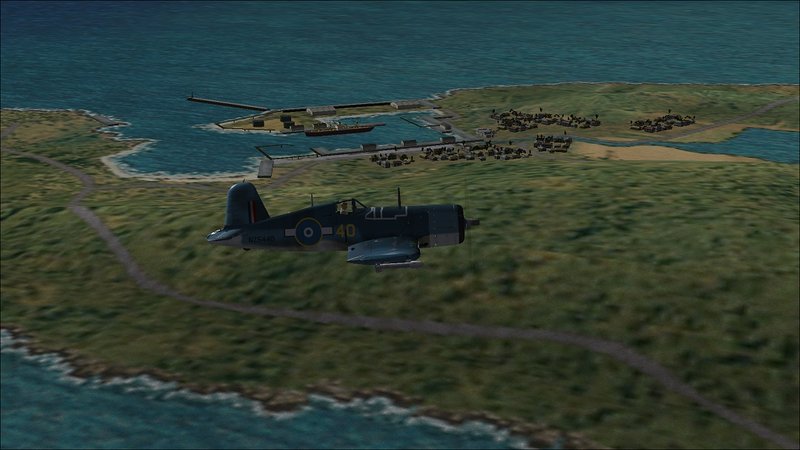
xmin=336 ymin=198 xmax=367 ymax=215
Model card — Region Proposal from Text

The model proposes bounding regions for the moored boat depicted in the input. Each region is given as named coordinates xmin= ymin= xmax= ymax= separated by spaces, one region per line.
xmin=304 ymin=122 xmax=378 ymax=136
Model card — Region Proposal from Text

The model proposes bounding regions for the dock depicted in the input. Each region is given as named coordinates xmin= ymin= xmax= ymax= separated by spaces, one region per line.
xmin=281 ymin=101 xmax=392 ymax=113
xmin=296 ymin=137 xmax=484 ymax=160
xmin=190 ymin=96 xmax=437 ymax=114
xmin=257 ymin=159 xmax=274 ymax=178
xmin=87 ymin=113 xmax=124 ymax=127
xmin=187 ymin=96 xmax=269 ymax=112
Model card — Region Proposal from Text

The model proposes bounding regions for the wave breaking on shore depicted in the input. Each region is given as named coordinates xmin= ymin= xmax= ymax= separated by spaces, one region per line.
xmin=1 ymin=327 xmax=530 ymax=448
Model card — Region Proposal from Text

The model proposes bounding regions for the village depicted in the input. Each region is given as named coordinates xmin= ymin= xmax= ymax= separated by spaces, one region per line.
xmin=629 ymin=110 xmax=697 ymax=132
xmin=369 ymin=134 xmax=573 ymax=169
xmin=490 ymin=108 xmax=602 ymax=132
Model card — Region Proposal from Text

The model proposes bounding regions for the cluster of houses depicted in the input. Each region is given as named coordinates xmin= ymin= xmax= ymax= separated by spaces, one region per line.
xmin=368 ymin=135 xmax=575 ymax=168
xmin=419 ymin=145 xmax=488 ymax=161
xmin=369 ymin=152 xmax=414 ymax=168
xmin=490 ymin=108 xmax=602 ymax=132
xmin=533 ymin=134 xmax=572 ymax=152
xmin=416 ymin=141 xmax=560 ymax=162
xmin=630 ymin=112 xmax=696 ymax=132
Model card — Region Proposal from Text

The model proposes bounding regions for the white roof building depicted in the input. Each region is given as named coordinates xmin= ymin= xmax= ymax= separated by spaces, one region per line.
xmin=306 ymin=105 xmax=336 ymax=116
xmin=391 ymin=100 xmax=423 ymax=110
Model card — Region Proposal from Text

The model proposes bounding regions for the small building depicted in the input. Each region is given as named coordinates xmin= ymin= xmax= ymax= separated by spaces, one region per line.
xmin=440 ymin=136 xmax=456 ymax=144
xmin=306 ymin=106 xmax=336 ymax=116
xmin=252 ymin=119 xmax=265 ymax=127
xmin=361 ymin=143 xmax=377 ymax=151
xmin=280 ymin=114 xmax=292 ymax=123
xmin=391 ymin=100 xmax=423 ymax=110
xmin=283 ymin=121 xmax=294 ymax=129
xmin=290 ymin=124 xmax=305 ymax=132
xmin=401 ymin=139 xmax=417 ymax=147
xmin=475 ymin=127 xmax=494 ymax=138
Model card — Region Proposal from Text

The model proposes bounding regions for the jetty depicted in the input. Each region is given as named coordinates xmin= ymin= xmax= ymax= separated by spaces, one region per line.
xmin=187 ymin=96 xmax=269 ymax=112
xmin=87 ymin=113 xmax=124 ymax=127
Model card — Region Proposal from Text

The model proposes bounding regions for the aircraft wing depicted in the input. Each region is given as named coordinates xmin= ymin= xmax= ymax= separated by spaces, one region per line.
xmin=346 ymin=236 xmax=420 ymax=265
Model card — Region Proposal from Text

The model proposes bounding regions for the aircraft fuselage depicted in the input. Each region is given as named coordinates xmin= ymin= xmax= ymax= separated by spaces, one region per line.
xmin=208 ymin=201 xmax=465 ymax=252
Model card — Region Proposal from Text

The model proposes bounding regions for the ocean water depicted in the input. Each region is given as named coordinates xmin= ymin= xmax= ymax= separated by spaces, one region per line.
xmin=1 ymin=331 xmax=527 ymax=449
xmin=1 ymin=2 xmax=799 ymax=448
xmin=2 ymin=1 xmax=798 ymax=174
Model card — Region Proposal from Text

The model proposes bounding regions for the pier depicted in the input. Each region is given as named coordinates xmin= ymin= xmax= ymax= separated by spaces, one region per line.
xmin=257 ymin=159 xmax=274 ymax=178
xmin=87 ymin=113 xmax=124 ymax=127
xmin=281 ymin=101 xmax=392 ymax=113
xmin=187 ymin=96 xmax=269 ymax=112
xmin=189 ymin=97 xmax=434 ymax=115
xmin=258 ymin=137 xmax=485 ymax=164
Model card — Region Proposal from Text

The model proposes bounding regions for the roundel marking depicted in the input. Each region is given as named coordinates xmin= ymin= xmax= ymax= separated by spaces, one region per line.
xmin=294 ymin=217 xmax=323 ymax=246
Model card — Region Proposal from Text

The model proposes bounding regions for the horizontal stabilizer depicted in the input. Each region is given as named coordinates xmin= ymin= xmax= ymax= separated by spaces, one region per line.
xmin=465 ymin=218 xmax=480 ymax=228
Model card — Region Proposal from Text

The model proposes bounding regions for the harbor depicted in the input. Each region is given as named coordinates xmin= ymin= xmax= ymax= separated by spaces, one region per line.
xmin=187 ymin=96 xmax=269 ymax=112
xmin=188 ymin=94 xmax=482 ymax=178
xmin=252 ymin=135 xmax=484 ymax=177
xmin=188 ymin=95 xmax=437 ymax=134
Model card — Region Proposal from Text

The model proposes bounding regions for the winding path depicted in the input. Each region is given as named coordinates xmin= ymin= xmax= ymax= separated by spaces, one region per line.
xmin=267 ymin=161 xmax=319 ymax=190
xmin=2 ymin=124 xmax=798 ymax=450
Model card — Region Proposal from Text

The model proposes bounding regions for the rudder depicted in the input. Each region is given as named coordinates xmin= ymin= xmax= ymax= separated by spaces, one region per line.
xmin=225 ymin=182 xmax=269 ymax=227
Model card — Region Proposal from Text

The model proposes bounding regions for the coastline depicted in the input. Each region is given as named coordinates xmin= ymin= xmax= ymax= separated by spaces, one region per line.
xmin=85 ymin=115 xmax=266 ymax=183
xmin=74 ymin=107 xmax=792 ymax=182
xmin=7 ymin=81 xmax=797 ymax=182
xmin=429 ymin=81 xmax=800 ymax=101
xmin=1 ymin=324 xmax=601 ymax=449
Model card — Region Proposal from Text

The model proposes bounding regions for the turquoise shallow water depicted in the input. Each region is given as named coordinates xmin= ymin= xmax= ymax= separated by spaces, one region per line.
xmin=578 ymin=128 xmax=800 ymax=163
xmin=666 ymin=128 xmax=799 ymax=163
xmin=1 ymin=2 xmax=798 ymax=448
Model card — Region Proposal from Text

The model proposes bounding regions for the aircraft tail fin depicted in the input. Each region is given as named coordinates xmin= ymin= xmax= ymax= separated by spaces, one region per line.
xmin=225 ymin=182 xmax=269 ymax=228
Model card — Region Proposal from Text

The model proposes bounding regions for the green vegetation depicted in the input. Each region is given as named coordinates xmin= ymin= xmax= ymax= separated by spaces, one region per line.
xmin=435 ymin=83 xmax=799 ymax=142
xmin=2 ymin=106 xmax=798 ymax=448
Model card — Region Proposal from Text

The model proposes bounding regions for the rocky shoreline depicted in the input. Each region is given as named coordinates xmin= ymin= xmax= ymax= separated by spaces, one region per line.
xmin=2 ymin=324 xmax=605 ymax=449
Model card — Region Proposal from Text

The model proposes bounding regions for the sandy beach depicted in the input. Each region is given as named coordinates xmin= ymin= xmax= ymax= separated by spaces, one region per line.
xmin=572 ymin=142 xmax=761 ymax=162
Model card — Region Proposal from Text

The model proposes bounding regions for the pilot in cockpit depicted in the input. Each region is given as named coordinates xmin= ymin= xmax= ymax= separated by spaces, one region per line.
xmin=337 ymin=200 xmax=351 ymax=215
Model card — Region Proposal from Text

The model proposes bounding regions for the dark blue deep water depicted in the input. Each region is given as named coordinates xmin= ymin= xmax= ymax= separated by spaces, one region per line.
xmin=2 ymin=1 xmax=798 ymax=174
xmin=1 ymin=2 xmax=799 ymax=448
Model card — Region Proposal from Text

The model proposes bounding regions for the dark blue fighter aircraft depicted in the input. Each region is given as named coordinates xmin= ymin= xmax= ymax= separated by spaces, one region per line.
xmin=207 ymin=182 xmax=480 ymax=271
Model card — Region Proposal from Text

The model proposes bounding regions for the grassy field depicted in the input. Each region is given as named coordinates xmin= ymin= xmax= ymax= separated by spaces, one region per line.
xmin=1 ymin=108 xmax=799 ymax=448
xmin=434 ymin=83 xmax=799 ymax=143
